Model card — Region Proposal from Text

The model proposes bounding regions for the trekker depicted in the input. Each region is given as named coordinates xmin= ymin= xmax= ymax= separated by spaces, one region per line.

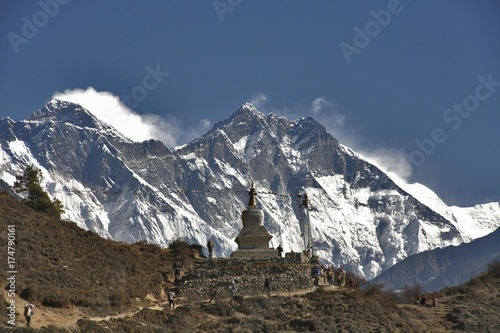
xmin=207 ymin=240 xmax=214 ymax=260
xmin=276 ymin=244 xmax=284 ymax=258
xmin=311 ymin=265 xmax=321 ymax=286
xmin=167 ymin=290 xmax=176 ymax=309
xmin=420 ymin=295 xmax=427 ymax=306
xmin=264 ymin=278 xmax=272 ymax=296
xmin=337 ymin=268 xmax=343 ymax=287
xmin=173 ymin=261 xmax=181 ymax=281
xmin=230 ymin=279 xmax=238 ymax=297
xmin=432 ymin=297 xmax=438 ymax=308
xmin=349 ymin=278 xmax=354 ymax=289
xmin=208 ymin=287 xmax=219 ymax=303
xmin=326 ymin=266 xmax=334 ymax=286
xmin=24 ymin=303 xmax=34 ymax=327
xmin=341 ymin=269 xmax=347 ymax=287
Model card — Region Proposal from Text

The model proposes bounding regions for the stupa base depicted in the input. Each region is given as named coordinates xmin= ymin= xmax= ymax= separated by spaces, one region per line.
xmin=230 ymin=249 xmax=278 ymax=258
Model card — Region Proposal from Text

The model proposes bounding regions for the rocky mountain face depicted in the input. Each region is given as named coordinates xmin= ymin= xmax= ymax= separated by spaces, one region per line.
xmin=372 ymin=227 xmax=500 ymax=292
xmin=1 ymin=100 xmax=499 ymax=279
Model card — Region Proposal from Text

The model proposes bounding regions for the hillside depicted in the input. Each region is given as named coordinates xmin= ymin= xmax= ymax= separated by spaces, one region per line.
xmin=0 ymin=190 xmax=200 ymax=317
xmin=372 ymin=227 xmax=500 ymax=292
xmin=2 ymin=189 xmax=500 ymax=332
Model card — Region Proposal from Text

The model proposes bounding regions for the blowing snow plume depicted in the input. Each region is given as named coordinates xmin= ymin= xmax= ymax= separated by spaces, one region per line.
xmin=51 ymin=87 xmax=181 ymax=147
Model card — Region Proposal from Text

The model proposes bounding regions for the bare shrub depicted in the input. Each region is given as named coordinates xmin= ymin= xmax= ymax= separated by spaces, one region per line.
xmin=361 ymin=282 xmax=398 ymax=311
xmin=398 ymin=283 xmax=423 ymax=304
xmin=42 ymin=290 xmax=71 ymax=308
xmin=169 ymin=239 xmax=193 ymax=263
xmin=487 ymin=260 xmax=500 ymax=278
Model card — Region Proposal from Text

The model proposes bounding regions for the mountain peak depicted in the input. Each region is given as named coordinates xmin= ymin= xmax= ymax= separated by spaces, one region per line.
xmin=27 ymin=99 xmax=107 ymax=131
xmin=240 ymin=102 xmax=259 ymax=111
xmin=202 ymin=103 xmax=267 ymax=139
xmin=26 ymin=99 xmax=122 ymax=135
xmin=236 ymin=102 xmax=265 ymax=118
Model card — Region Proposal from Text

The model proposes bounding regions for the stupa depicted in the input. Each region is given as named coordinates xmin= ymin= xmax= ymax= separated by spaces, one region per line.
xmin=231 ymin=183 xmax=277 ymax=258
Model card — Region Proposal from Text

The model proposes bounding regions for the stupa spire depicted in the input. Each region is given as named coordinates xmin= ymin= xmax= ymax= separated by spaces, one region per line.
xmin=248 ymin=182 xmax=257 ymax=209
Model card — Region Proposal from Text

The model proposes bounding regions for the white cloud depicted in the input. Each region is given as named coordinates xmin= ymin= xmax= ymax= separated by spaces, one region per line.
xmin=357 ymin=147 xmax=413 ymax=183
xmin=311 ymin=97 xmax=328 ymax=114
xmin=51 ymin=87 xmax=189 ymax=147
xmin=310 ymin=97 xmax=345 ymax=126
xmin=249 ymin=93 xmax=269 ymax=109
xmin=200 ymin=118 xmax=212 ymax=130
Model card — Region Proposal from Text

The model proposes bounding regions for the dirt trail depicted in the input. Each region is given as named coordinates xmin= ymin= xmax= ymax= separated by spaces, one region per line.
xmin=3 ymin=280 xmax=341 ymax=330
xmin=1 ymin=288 xmax=165 ymax=330
xmin=398 ymin=296 xmax=455 ymax=332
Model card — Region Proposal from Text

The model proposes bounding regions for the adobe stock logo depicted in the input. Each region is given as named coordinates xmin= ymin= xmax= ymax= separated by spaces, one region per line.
xmin=7 ymin=0 xmax=71 ymax=54
xmin=339 ymin=0 xmax=406 ymax=64
xmin=213 ymin=0 xmax=243 ymax=22
xmin=408 ymin=74 xmax=499 ymax=166
xmin=121 ymin=64 xmax=169 ymax=109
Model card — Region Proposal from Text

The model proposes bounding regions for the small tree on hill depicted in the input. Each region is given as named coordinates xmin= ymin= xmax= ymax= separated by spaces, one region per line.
xmin=13 ymin=165 xmax=64 ymax=219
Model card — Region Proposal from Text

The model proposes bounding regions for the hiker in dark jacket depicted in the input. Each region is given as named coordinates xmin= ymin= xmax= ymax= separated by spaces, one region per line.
xmin=167 ymin=290 xmax=176 ymax=309
xmin=24 ymin=303 xmax=34 ymax=327
xmin=276 ymin=244 xmax=284 ymax=258
xmin=207 ymin=240 xmax=214 ymax=260
xmin=264 ymin=278 xmax=272 ymax=296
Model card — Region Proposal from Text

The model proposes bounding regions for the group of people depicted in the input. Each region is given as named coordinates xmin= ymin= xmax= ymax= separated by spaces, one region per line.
xmin=312 ymin=265 xmax=355 ymax=289
xmin=416 ymin=295 xmax=438 ymax=307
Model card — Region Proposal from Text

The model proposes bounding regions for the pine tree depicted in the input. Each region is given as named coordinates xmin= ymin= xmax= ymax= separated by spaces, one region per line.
xmin=13 ymin=165 xmax=64 ymax=219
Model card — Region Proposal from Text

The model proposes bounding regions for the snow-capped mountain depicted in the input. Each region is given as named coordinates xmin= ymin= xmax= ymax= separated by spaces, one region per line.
xmin=1 ymin=100 xmax=500 ymax=279
xmin=372 ymin=226 xmax=500 ymax=292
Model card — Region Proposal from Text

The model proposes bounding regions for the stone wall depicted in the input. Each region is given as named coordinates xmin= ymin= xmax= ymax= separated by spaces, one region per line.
xmin=181 ymin=257 xmax=313 ymax=299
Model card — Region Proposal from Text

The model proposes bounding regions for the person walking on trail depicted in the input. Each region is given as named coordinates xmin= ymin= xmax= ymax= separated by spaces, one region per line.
xmin=420 ymin=295 xmax=427 ymax=306
xmin=311 ymin=265 xmax=321 ymax=286
xmin=230 ymin=279 xmax=239 ymax=297
xmin=264 ymin=278 xmax=272 ymax=296
xmin=208 ymin=287 xmax=219 ymax=303
xmin=207 ymin=240 xmax=214 ymax=260
xmin=276 ymin=244 xmax=284 ymax=258
xmin=341 ymin=268 xmax=347 ymax=287
xmin=337 ymin=268 xmax=343 ymax=287
xmin=24 ymin=303 xmax=34 ymax=327
xmin=327 ymin=267 xmax=334 ymax=286
xmin=173 ymin=261 xmax=182 ymax=281
xmin=167 ymin=290 xmax=176 ymax=310
xmin=349 ymin=278 xmax=355 ymax=290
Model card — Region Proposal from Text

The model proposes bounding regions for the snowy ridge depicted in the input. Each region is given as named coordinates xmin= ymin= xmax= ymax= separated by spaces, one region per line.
xmin=1 ymin=101 xmax=500 ymax=280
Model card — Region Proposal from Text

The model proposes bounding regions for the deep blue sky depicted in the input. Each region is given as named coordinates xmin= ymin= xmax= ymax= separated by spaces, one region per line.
xmin=1 ymin=0 xmax=499 ymax=206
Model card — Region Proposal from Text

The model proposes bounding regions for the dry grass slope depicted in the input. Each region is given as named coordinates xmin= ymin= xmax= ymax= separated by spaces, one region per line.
xmin=0 ymin=190 xmax=196 ymax=317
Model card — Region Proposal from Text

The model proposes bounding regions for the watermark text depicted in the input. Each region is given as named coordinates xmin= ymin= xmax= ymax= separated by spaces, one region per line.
xmin=121 ymin=64 xmax=169 ymax=109
xmin=408 ymin=74 xmax=499 ymax=166
xmin=6 ymin=225 xmax=17 ymax=326
xmin=7 ymin=0 xmax=71 ymax=54
xmin=340 ymin=0 xmax=405 ymax=64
